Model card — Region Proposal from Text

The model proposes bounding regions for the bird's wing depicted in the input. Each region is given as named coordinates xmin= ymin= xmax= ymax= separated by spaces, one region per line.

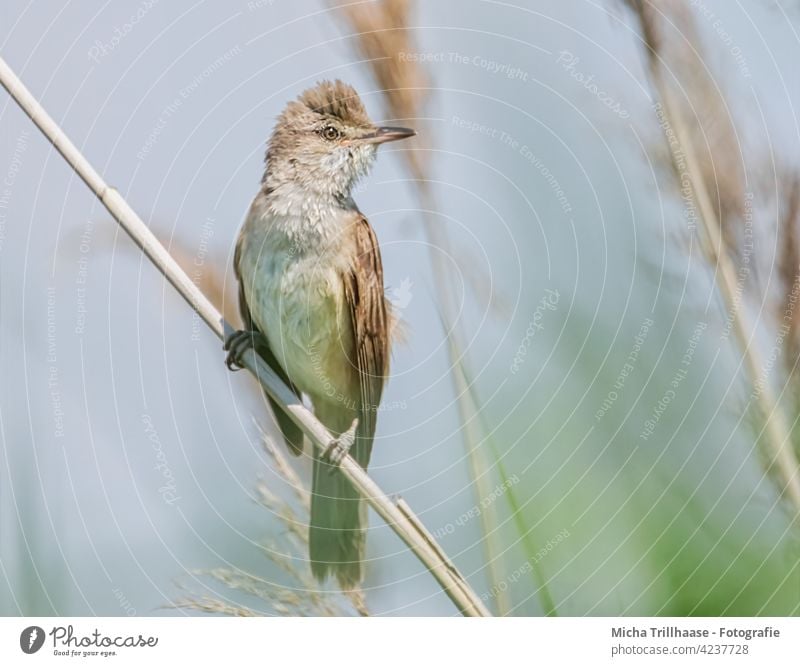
xmin=342 ymin=213 xmax=390 ymax=468
xmin=234 ymin=228 xmax=304 ymax=456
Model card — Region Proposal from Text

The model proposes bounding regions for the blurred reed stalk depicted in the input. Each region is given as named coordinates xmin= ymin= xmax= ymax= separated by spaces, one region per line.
xmin=333 ymin=0 xmax=557 ymax=615
xmin=778 ymin=173 xmax=800 ymax=389
xmin=0 ymin=55 xmax=491 ymax=617
xmin=622 ymin=0 xmax=800 ymax=510
xmin=175 ymin=421 xmax=369 ymax=616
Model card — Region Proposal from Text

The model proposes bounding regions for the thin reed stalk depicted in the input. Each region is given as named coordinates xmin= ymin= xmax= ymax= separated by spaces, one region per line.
xmin=332 ymin=0 xmax=543 ymax=615
xmin=0 ymin=55 xmax=491 ymax=617
xmin=623 ymin=0 xmax=800 ymax=511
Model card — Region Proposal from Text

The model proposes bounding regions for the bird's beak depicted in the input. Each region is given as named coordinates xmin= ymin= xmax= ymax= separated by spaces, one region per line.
xmin=360 ymin=126 xmax=416 ymax=144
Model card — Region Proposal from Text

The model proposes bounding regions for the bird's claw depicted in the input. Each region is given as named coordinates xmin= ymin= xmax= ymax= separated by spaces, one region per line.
xmin=324 ymin=418 xmax=359 ymax=472
xmin=224 ymin=330 xmax=263 ymax=371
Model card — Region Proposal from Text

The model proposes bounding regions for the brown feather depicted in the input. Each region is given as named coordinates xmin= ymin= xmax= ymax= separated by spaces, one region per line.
xmin=297 ymin=79 xmax=371 ymax=126
xmin=342 ymin=213 xmax=390 ymax=466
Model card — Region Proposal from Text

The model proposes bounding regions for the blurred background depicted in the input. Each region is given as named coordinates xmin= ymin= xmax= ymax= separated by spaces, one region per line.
xmin=2 ymin=0 xmax=800 ymax=616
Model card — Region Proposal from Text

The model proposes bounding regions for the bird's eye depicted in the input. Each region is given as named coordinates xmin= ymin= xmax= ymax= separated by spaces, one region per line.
xmin=321 ymin=126 xmax=340 ymax=141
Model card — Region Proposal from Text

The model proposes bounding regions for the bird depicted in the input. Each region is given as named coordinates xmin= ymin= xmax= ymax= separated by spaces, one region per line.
xmin=225 ymin=80 xmax=415 ymax=588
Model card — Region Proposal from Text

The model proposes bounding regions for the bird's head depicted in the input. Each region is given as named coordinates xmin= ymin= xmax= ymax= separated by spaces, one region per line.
xmin=264 ymin=80 xmax=415 ymax=198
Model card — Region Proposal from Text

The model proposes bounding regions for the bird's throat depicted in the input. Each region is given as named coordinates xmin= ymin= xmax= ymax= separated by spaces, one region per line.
xmin=257 ymin=182 xmax=355 ymax=251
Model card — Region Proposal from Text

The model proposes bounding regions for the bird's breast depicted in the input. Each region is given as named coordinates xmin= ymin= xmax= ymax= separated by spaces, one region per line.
xmin=237 ymin=213 xmax=356 ymax=401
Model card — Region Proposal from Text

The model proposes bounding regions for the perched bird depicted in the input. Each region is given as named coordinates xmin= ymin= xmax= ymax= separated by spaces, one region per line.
xmin=226 ymin=80 xmax=415 ymax=588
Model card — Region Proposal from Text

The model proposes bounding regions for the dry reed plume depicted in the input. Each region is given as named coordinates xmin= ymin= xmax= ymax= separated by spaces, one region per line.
xmin=621 ymin=0 xmax=800 ymax=507
xmin=332 ymin=0 xmax=555 ymax=615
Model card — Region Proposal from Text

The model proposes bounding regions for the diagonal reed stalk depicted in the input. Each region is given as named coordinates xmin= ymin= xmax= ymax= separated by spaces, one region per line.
xmin=0 ymin=55 xmax=491 ymax=617
xmin=623 ymin=0 xmax=800 ymax=511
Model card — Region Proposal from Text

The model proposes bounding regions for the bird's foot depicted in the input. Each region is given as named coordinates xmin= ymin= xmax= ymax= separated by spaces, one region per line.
xmin=324 ymin=418 xmax=359 ymax=472
xmin=224 ymin=329 xmax=266 ymax=370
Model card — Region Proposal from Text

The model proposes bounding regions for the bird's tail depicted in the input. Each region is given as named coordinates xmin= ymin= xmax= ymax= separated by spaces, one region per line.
xmin=309 ymin=450 xmax=366 ymax=589
xmin=308 ymin=402 xmax=371 ymax=589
